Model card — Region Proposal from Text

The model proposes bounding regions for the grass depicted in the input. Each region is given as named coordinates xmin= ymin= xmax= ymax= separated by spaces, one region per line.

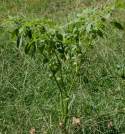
xmin=0 ymin=0 xmax=105 ymax=23
xmin=0 ymin=0 xmax=125 ymax=133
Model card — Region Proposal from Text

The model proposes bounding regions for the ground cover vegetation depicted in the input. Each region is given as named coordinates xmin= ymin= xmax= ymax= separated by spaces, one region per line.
xmin=0 ymin=0 xmax=125 ymax=133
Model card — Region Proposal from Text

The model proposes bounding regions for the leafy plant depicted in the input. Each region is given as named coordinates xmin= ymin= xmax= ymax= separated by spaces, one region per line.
xmin=3 ymin=1 xmax=124 ymax=132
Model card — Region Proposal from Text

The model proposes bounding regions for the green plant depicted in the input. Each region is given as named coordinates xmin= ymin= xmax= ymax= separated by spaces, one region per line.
xmin=2 ymin=1 xmax=124 ymax=132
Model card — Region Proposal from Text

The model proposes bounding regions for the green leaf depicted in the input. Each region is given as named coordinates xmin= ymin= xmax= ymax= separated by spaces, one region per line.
xmin=26 ymin=27 xmax=32 ymax=39
xmin=96 ymin=30 xmax=104 ymax=38
xmin=25 ymin=41 xmax=36 ymax=57
xmin=40 ymin=26 xmax=46 ymax=34
xmin=25 ymin=42 xmax=32 ymax=54
xmin=86 ymin=23 xmax=93 ymax=33
xmin=55 ymin=31 xmax=63 ymax=41
xmin=12 ymin=28 xmax=19 ymax=37
xmin=39 ymin=44 xmax=45 ymax=54
xmin=111 ymin=21 xmax=124 ymax=30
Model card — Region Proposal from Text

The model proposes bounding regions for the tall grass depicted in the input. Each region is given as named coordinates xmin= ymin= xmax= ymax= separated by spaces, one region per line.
xmin=0 ymin=0 xmax=106 ymax=23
